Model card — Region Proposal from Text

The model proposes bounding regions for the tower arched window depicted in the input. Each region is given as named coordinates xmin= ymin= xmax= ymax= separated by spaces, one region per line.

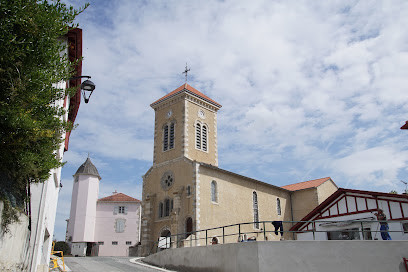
xmin=277 ymin=198 xmax=281 ymax=215
xmin=211 ymin=181 xmax=217 ymax=203
xmin=163 ymin=122 xmax=175 ymax=151
xmin=159 ymin=202 xmax=164 ymax=218
xmin=253 ymin=191 xmax=259 ymax=229
xmin=195 ymin=122 xmax=208 ymax=151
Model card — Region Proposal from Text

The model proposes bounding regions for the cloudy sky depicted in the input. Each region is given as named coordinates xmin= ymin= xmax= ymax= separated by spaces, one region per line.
xmin=54 ymin=0 xmax=408 ymax=240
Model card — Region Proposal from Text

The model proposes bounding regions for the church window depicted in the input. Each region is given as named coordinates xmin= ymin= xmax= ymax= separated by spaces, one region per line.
xmin=169 ymin=122 xmax=175 ymax=149
xmin=159 ymin=202 xmax=164 ymax=218
xmin=163 ymin=122 xmax=175 ymax=151
xmin=186 ymin=185 xmax=191 ymax=197
xmin=161 ymin=171 xmax=174 ymax=190
xmin=115 ymin=219 xmax=126 ymax=233
xmin=195 ymin=122 xmax=208 ymax=151
xmin=253 ymin=192 xmax=259 ymax=229
xmin=277 ymin=198 xmax=281 ymax=215
xmin=202 ymin=125 xmax=207 ymax=151
xmin=211 ymin=181 xmax=218 ymax=203
xmin=165 ymin=198 xmax=171 ymax=217
xmin=196 ymin=123 xmax=201 ymax=149
xmin=112 ymin=241 xmax=118 ymax=245
xmin=119 ymin=206 xmax=125 ymax=214
xmin=163 ymin=125 xmax=169 ymax=151
xmin=126 ymin=241 xmax=132 ymax=245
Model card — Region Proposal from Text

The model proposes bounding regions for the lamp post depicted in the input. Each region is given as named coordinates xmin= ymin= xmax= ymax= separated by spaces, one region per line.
xmin=70 ymin=75 xmax=96 ymax=103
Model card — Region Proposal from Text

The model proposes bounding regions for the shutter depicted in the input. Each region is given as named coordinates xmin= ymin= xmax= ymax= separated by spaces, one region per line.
xmin=124 ymin=206 xmax=128 ymax=215
xmin=114 ymin=206 xmax=118 ymax=215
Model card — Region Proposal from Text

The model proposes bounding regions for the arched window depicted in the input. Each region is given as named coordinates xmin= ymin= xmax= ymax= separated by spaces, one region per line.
xmin=185 ymin=217 xmax=193 ymax=238
xmin=211 ymin=181 xmax=217 ymax=203
xmin=277 ymin=198 xmax=281 ymax=215
xmin=163 ymin=122 xmax=175 ymax=151
xmin=163 ymin=124 xmax=169 ymax=151
xmin=202 ymin=125 xmax=207 ymax=151
xmin=253 ymin=192 xmax=259 ymax=229
xmin=165 ymin=198 xmax=170 ymax=217
xmin=196 ymin=123 xmax=201 ymax=149
xmin=195 ymin=122 xmax=208 ymax=151
xmin=158 ymin=202 xmax=164 ymax=218
xmin=169 ymin=122 xmax=175 ymax=149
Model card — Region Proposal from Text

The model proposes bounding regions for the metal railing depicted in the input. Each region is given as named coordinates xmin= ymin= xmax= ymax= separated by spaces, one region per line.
xmin=146 ymin=219 xmax=406 ymax=254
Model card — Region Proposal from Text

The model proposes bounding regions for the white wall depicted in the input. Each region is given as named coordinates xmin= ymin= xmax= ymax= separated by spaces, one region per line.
xmin=144 ymin=241 xmax=408 ymax=272
xmin=0 ymin=201 xmax=31 ymax=272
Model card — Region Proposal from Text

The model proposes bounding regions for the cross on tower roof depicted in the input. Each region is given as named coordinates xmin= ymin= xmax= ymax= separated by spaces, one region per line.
xmin=182 ymin=63 xmax=190 ymax=82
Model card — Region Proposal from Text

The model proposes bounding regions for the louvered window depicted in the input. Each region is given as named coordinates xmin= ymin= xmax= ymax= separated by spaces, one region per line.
xmin=159 ymin=202 xmax=164 ymax=218
xmin=165 ymin=198 xmax=170 ymax=217
xmin=163 ymin=125 xmax=169 ymax=151
xmin=169 ymin=123 xmax=175 ymax=149
xmin=202 ymin=125 xmax=207 ymax=151
xmin=196 ymin=123 xmax=201 ymax=149
xmin=253 ymin=192 xmax=259 ymax=229
xmin=277 ymin=198 xmax=281 ymax=215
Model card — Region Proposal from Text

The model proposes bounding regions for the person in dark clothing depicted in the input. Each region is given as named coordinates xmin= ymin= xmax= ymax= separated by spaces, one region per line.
xmin=374 ymin=209 xmax=392 ymax=240
xmin=272 ymin=221 xmax=283 ymax=236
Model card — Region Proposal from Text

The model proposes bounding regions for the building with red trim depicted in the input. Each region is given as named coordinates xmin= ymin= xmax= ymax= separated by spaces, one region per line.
xmin=290 ymin=188 xmax=408 ymax=241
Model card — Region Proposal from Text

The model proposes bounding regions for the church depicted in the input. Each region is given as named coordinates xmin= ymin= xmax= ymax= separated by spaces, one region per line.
xmin=140 ymin=83 xmax=338 ymax=255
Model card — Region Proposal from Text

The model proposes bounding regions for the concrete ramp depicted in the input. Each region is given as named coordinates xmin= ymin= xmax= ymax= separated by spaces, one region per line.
xmin=144 ymin=241 xmax=408 ymax=272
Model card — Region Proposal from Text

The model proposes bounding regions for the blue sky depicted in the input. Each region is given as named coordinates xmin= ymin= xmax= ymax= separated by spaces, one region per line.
xmin=54 ymin=0 xmax=408 ymax=240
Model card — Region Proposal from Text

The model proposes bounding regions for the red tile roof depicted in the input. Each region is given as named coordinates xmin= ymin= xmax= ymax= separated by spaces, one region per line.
xmin=150 ymin=83 xmax=221 ymax=108
xmin=98 ymin=193 xmax=140 ymax=202
xmin=401 ymin=121 xmax=408 ymax=129
xmin=281 ymin=177 xmax=332 ymax=191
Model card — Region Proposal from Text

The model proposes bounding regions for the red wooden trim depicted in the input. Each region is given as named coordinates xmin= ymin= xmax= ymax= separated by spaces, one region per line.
xmin=401 ymin=202 xmax=405 ymax=218
xmin=318 ymin=209 xmax=378 ymax=220
xmin=337 ymin=202 xmax=339 ymax=214
xmin=354 ymin=196 xmax=358 ymax=211
xmin=365 ymin=198 xmax=368 ymax=210
xmin=375 ymin=197 xmax=379 ymax=210
xmin=328 ymin=207 xmax=331 ymax=216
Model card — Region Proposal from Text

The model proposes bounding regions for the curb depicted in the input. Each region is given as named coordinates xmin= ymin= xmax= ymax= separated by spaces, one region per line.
xmin=129 ymin=257 xmax=174 ymax=271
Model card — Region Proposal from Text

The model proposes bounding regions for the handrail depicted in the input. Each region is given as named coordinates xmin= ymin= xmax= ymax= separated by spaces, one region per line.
xmin=145 ymin=219 xmax=406 ymax=255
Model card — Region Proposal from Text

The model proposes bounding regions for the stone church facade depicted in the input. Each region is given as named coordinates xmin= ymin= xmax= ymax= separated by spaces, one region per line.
xmin=140 ymin=83 xmax=337 ymax=255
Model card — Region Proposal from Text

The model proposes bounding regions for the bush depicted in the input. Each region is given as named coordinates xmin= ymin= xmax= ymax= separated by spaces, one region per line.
xmin=53 ymin=241 xmax=71 ymax=255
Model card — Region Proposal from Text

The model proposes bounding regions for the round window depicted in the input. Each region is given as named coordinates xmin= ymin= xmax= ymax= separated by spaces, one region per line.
xmin=161 ymin=171 xmax=174 ymax=190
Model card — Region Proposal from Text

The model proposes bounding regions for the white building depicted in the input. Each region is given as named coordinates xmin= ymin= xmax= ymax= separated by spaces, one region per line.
xmin=291 ymin=188 xmax=408 ymax=241
xmin=28 ymin=28 xmax=85 ymax=272
xmin=66 ymin=157 xmax=142 ymax=257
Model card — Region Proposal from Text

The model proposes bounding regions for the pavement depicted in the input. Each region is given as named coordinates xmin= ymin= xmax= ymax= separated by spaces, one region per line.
xmin=62 ymin=256 xmax=175 ymax=272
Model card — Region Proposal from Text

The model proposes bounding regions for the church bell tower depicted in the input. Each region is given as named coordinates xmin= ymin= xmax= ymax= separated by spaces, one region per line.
xmin=150 ymin=83 xmax=222 ymax=166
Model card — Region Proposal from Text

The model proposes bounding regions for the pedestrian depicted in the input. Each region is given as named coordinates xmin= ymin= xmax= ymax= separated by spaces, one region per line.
xmin=374 ymin=209 xmax=392 ymax=240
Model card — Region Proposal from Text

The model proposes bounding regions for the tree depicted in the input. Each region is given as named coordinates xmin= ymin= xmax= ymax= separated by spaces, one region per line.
xmin=53 ymin=241 xmax=71 ymax=255
xmin=0 ymin=0 xmax=87 ymax=226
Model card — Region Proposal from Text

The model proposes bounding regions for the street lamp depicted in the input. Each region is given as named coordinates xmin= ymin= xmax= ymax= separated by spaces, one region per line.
xmin=70 ymin=75 xmax=96 ymax=103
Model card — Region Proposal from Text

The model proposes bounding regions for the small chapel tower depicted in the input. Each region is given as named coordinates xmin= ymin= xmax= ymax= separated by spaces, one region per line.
xmin=66 ymin=157 xmax=101 ymax=255
xmin=150 ymin=83 xmax=222 ymax=166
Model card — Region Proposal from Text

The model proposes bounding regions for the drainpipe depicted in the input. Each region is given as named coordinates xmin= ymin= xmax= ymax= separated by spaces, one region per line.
xmin=289 ymin=192 xmax=295 ymax=240
xmin=138 ymin=203 xmax=142 ymax=243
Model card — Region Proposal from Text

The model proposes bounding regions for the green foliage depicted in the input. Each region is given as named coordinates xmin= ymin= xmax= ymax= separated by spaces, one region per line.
xmin=389 ymin=190 xmax=398 ymax=194
xmin=0 ymin=1 xmax=87 ymax=209
xmin=0 ymin=197 xmax=19 ymax=233
xmin=53 ymin=241 xmax=71 ymax=255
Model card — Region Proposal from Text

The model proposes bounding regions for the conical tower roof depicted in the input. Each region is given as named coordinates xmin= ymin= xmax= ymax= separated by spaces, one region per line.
xmin=74 ymin=157 xmax=101 ymax=180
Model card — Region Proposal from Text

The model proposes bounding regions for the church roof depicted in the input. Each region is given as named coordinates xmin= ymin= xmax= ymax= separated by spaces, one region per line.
xmin=281 ymin=177 xmax=332 ymax=191
xmin=199 ymin=163 xmax=290 ymax=192
xmin=98 ymin=192 xmax=141 ymax=202
xmin=74 ymin=157 xmax=101 ymax=180
xmin=150 ymin=83 xmax=222 ymax=108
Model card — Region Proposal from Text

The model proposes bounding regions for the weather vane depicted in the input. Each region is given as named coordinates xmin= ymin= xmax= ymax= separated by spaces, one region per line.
xmin=182 ymin=63 xmax=190 ymax=82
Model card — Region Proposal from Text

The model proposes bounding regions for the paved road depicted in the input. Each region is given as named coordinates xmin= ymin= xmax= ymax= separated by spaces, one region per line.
xmin=64 ymin=257 xmax=172 ymax=272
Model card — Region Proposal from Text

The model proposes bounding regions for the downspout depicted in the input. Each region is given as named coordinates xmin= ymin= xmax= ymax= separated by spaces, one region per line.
xmin=289 ymin=192 xmax=295 ymax=240
xmin=138 ymin=202 xmax=142 ymax=243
